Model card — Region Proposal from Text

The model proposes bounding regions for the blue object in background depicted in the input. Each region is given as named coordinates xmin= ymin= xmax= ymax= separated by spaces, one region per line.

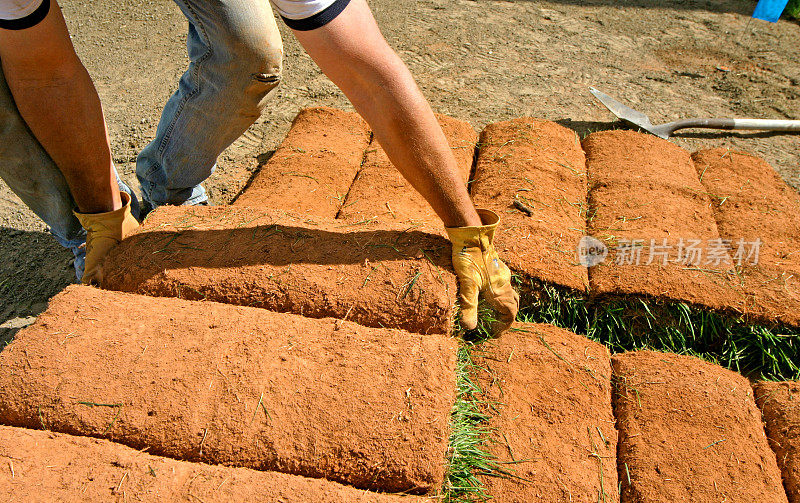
xmin=752 ymin=0 xmax=790 ymax=22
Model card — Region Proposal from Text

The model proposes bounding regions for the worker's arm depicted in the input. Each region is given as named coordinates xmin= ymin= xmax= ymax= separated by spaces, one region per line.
xmin=291 ymin=0 xmax=518 ymax=332
xmin=290 ymin=0 xmax=479 ymax=228
xmin=0 ymin=0 xmax=138 ymax=286
xmin=0 ymin=0 xmax=120 ymax=214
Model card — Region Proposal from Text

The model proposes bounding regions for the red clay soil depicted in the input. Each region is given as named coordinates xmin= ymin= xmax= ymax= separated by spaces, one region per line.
xmin=0 ymin=426 xmax=430 ymax=503
xmin=0 ymin=286 xmax=458 ymax=495
xmin=613 ymin=351 xmax=787 ymax=503
xmin=474 ymin=323 xmax=617 ymax=503
xmin=470 ymin=119 xmax=588 ymax=291
xmin=102 ymin=205 xmax=456 ymax=335
xmin=337 ymin=114 xmax=476 ymax=227
xmin=754 ymin=381 xmax=800 ymax=503
xmin=232 ymin=107 xmax=371 ymax=218
xmin=692 ymin=148 xmax=800 ymax=327
xmin=583 ymin=130 xmax=745 ymax=312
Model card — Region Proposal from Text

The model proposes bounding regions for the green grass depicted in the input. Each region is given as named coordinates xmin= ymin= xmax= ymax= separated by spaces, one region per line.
xmin=443 ymin=305 xmax=513 ymax=503
xmin=518 ymin=281 xmax=800 ymax=381
xmin=786 ymin=0 xmax=800 ymax=19
xmin=443 ymin=342 xmax=498 ymax=502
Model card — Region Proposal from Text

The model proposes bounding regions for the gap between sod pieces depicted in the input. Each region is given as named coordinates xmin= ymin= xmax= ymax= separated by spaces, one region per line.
xmin=443 ymin=305 xmax=514 ymax=503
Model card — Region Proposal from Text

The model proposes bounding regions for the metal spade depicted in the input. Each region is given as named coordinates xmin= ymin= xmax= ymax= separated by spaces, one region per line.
xmin=589 ymin=87 xmax=800 ymax=139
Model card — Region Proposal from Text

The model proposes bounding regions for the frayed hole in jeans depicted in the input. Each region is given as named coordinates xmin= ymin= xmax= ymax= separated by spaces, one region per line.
xmin=252 ymin=73 xmax=280 ymax=84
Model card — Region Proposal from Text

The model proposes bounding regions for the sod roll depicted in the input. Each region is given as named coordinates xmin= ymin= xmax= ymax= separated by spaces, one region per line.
xmin=102 ymin=205 xmax=456 ymax=335
xmin=475 ymin=323 xmax=617 ymax=502
xmin=0 ymin=426 xmax=430 ymax=503
xmin=583 ymin=130 xmax=744 ymax=312
xmin=0 ymin=286 xmax=458 ymax=495
xmin=754 ymin=381 xmax=800 ymax=503
xmin=233 ymin=107 xmax=371 ymax=218
xmin=613 ymin=351 xmax=787 ymax=503
xmin=338 ymin=114 xmax=476 ymax=227
xmin=692 ymin=148 xmax=800 ymax=327
xmin=471 ymin=119 xmax=589 ymax=291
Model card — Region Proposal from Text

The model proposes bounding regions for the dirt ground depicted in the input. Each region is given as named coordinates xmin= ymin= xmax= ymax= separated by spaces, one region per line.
xmin=1 ymin=0 xmax=798 ymax=341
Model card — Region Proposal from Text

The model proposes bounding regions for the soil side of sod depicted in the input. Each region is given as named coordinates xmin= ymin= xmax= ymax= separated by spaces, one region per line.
xmin=338 ymin=114 xmax=476 ymax=227
xmin=233 ymin=107 xmax=371 ymax=218
xmin=474 ymin=323 xmax=618 ymax=503
xmin=613 ymin=351 xmax=787 ymax=503
xmin=692 ymin=148 xmax=800 ymax=327
xmin=582 ymin=130 xmax=744 ymax=314
xmin=0 ymin=286 xmax=458 ymax=495
xmin=103 ymin=205 xmax=456 ymax=335
xmin=0 ymin=426 xmax=430 ymax=503
xmin=754 ymin=381 xmax=800 ymax=503
xmin=470 ymin=119 xmax=588 ymax=292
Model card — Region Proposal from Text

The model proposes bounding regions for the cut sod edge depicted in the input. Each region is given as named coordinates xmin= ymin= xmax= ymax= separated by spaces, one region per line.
xmin=515 ymin=277 xmax=800 ymax=381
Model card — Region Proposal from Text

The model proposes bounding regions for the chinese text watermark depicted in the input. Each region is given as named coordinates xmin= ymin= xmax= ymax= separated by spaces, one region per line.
xmin=576 ymin=237 xmax=761 ymax=267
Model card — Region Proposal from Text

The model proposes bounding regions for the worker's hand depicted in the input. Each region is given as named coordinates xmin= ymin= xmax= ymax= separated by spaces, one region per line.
xmin=74 ymin=192 xmax=139 ymax=285
xmin=446 ymin=209 xmax=519 ymax=335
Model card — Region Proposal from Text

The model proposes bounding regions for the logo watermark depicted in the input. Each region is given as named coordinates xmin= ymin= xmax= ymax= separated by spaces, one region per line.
xmin=576 ymin=237 xmax=761 ymax=267
xmin=577 ymin=236 xmax=608 ymax=267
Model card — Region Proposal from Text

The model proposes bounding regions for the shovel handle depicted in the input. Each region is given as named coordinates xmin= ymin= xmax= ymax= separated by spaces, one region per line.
xmin=667 ymin=118 xmax=800 ymax=134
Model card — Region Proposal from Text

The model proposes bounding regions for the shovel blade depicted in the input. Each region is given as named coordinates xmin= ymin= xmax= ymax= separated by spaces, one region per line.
xmin=590 ymin=87 xmax=655 ymax=132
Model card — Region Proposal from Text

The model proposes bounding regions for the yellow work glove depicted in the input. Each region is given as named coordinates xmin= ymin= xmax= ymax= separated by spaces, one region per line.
xmin=445 ymin=209 xmax=519 ymax=335
xmin=74 ymin=192 xmax=139 ymax=286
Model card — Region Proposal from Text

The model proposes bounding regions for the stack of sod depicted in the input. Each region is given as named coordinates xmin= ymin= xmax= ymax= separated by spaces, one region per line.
xmin=0 ymin=286 xmax=458 ymax=495
xmin=0 ymin=426 xmax=430 ymax=502
xmin=233 ymin=107 xmax=371 ymax=218
xmin=471 ymin=118 xmax=588 ymax=291
xmin=582 ymin=130 xmax=743 ymax=312
xmin=613 ymin=351 xmax=787 ymax=503
xmin=102 ymin=206 xmax=457 ymax=335
xmin=473 ymin=323 xmax=617 ymax=502
xmin=692 ymin=148 xmax=800 ymax=328
xmin=338 ymin=114 xmax=477 ymax=228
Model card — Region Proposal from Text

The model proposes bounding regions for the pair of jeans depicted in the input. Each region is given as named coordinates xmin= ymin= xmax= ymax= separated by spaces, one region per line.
xmin=136 ymin=0 xmax=283 ymax=207
xmin=0 ymin=67 xmax=137 ymax=281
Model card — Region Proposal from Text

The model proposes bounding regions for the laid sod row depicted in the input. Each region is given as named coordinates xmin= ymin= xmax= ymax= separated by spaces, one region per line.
xmin=470 ymin=118 xmax=588 ymax=291
xmin=0 ymin=426 xmax=428 ymax=503
xmin=613 ymin=351 xmax=787 ymax=503
xmin=582 ymin=130 xmax=742 ymax=312
xmin=0 ymin=286 xmax=458 ymax=495
xmin=473 ymin=323 xmax=618 ymax=503
xmin=693 ymin=148 xmax=800 ymax=328
xmin=103 ymin=206 xmax=456 ymax=335
xmin=754 ymin=381 xmax=800 ymax=503
xmin=233 ymin=107 xmax=371 ymax=218
xmin=339 ymin=115 xmax=477 ymax=227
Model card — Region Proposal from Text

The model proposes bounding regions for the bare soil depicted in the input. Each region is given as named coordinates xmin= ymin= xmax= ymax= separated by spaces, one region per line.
xmin=471 ymin=119 xmax=588 ymax=291
xmin=338 ymin=114 xmax=476 ymax=227
xmin=613 ymin=351 xmax=786 ymax=503
xmin=583 ymin=130 xmax=744 ymax=311
xmin=475 ymin=323 xmax=617 ymax=503
xmin=2 ymin=0 xmax=799 ymax=338
xmin=233 ymin=107 xmax=371 ymax=217
xmin=754 ymin=381 xmax=800 ymax=503
xmin=102 ymin=205 xmax=457 ymax=335
xmin=0 ymin=425 xmax=429 ymax=503
xmin=692 ymin=148 xmax=800 ymax=326
xmin=0 ymin=285 xmax=458 ymax=495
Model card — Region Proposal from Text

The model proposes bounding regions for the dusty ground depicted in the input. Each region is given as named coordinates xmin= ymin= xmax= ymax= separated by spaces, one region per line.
xmin=1 ymin=0 xmax=798 ymax=342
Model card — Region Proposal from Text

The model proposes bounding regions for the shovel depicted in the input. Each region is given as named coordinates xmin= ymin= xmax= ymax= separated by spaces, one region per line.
xmin=590 ymin=87 xmax=800 ymax=139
